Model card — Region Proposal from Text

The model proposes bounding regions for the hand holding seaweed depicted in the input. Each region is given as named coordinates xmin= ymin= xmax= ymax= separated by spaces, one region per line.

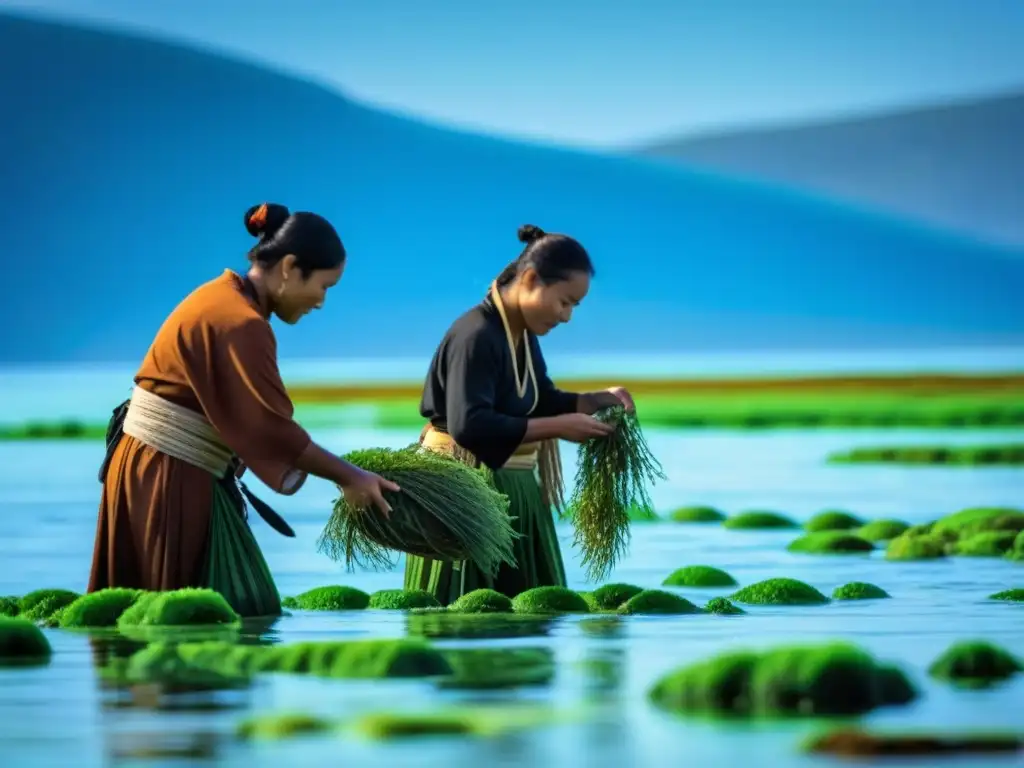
xmin=568 ymin=405 xmax=666 ymax=581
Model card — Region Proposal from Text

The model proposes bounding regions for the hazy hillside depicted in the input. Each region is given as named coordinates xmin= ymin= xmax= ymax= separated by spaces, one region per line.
xmin=636 ymin=92 xmax=1024 ymax=249
xmin=1 ymin=12 xmax=1023 ymax=365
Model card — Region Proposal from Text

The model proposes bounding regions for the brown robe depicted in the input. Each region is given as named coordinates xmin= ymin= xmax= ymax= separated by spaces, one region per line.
xmin=88 ymin=270 xmax=312 ymax=593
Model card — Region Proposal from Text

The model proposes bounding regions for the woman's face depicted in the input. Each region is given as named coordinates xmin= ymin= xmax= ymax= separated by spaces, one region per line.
xmin=273 ymin=255 xmax=345 ymax=324
xmin=518 ymin=267 xmax=590 ymax=336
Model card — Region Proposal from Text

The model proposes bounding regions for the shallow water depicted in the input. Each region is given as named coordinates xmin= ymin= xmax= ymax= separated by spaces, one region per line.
xmin=1 ymin=426 xmax=1022 ymax=767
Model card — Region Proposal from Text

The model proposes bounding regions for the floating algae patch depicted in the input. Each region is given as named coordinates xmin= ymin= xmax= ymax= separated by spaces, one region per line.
xmin=663 ymin=565 xmax=737 ymax=588
xmin=512 ymin=586 xmax=590 ymax=615
xmin=406 ymin=611 xmax=553 ymax=640
xmin=60 ymin=588 xmax=144 ymax=629
xmin=0 ymin=616 xmax=52 ymax=666
xmin=804 ymin=510 xmax=865 ymax=532
xmin=827 ymin=442 xmax=1024 ymax=466
xmin=704 ymin=597 xmax=744 ymax=615
xmin=668 ymin=505 xmax=726 ymax=523
xmin=723 ymin=510 xmax=798 ymax=530
xmin=369 ymin=589 xmax=441 ymax=610
xmin=0 ymin=596 xmax=19 ymax=617
xmin=317 ymin=446 xmax=516 ymax=574
xmin=803 ymin=728 xmax=1024 ymax=758
xmin=954 ymin=530 xmax=1018 ymax=557
xmin=569 ymin=405 xmax=666 ymax=581
xmin=989 ymin=588 xmax=1024 ymax=602
xmin=582 ymin=583 xmax=644 ymax=611
xmin=350 ymin=705 xmax=564 ymax=741
xmin=281 ymin=585 xmax=370 ymax=611
xmin=787 ymin=531 xmax=875 ymax=555
xmin=440 ymin=647 xmax=555 ymax=690
xmin=832 ymin=582 xmax=890 ymax=600
xmin=449 ymin=588 xmax=513 ymax=614
xmin=618 ymin=590 xmax=700 ymax=616
xmin=237 ymin=713 xmax=335 ymax=741
xmin=885 ymin=533 xmax=948 ymax=561
xmin=18 ymin=588 xmax=81 ymax=623
xmin=856 ymin=518 xmax=910 ymax=541
xmin=731 ymin=578 xmax=829 ymax=606
xmin=648 ymin=642 xmax=916 ymax=718
xmin=928 ymin=640 xmax=1023 ymax=688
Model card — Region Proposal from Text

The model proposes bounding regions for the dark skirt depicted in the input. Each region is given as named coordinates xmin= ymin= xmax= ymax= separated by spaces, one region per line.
xmin=403 ymin=467 xmax=567 ymax=605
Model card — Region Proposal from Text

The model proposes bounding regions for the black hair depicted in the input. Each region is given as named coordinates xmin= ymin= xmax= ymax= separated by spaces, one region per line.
xmin=495 ymin=224 xmax=594 ymax=287
xmin=244 ymin=202 xmax=346 ymax=277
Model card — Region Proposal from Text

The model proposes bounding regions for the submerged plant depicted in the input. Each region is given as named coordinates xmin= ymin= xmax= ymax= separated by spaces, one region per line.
xmin=317 ymin=446 xmax=517 ymax=576
xmin=569 ymin=406 xmax=666 ymax=581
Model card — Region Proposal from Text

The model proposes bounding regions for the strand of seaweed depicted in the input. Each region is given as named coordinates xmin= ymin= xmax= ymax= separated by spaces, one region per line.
xmin=569 ymin=406 xmax=666 ymax=582
xmin=317 ymin=446 xmax=519 ymax=576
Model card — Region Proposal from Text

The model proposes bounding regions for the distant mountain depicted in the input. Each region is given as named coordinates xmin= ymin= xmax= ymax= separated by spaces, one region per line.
xmin=1 ymin=11 xmax=1023 ymax=365
xmin=635 ymin=92 xmax=1024 ymax=249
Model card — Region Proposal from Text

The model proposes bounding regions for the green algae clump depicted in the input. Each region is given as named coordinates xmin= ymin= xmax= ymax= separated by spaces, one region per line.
xmin=512 ymin=586 xmax=589 ymax=615
xmin=1009 ymin=531 xmax=1024 ymax=561
xmin=932 ymin=507 xmax=1024 ymax=539
xmin=282 ymin=585 xmax=370 ymax=611
xmin=805 ymin=510 xmax=865 ymax=532
xmin=0 ymin=596 xmax=19 ymax=617
xmin=618 ymin=589 xmax=700 ymax=616
xmin=449 ymin=588 xmax=513 ymax=614
xmin=668 ymin=506 xmax=726 ymax=523
xmin=368 ymin=589 xmax=441 ymax=610
xmin=351 ymin=706 xmax=557 ymax=740
xmin=59 ymin=588 xmax=144 ymax=628
xmin=649 ymin=642 xmax=915 ymax=717
xmin=237 ymin=713 xmax=334 ymax=741
xmin=731 ymin=577 xmax=829 ymax=606
xmin=885 ymin=533 xmax=948 ymax=561
xmin=954 ymin=530 xmax=1017 ymax=557
xmin=989 ymin=588 xmax=1024 ymax=602
xmin=723 ymin=510 xmax=798 ymax=530
xmin=856 ymin=519 xmax=910 ymax=541
xmin=832 ymin=582 xmax=890 ymax=600
xmin=0 ymin=616 xmax=52 ymax=665
xmin=117 ymin=588 xmax=239 ymax=627
xmin=704 ymin=597 xmax=744 ymax=615
xmin=18 ymin=588 xmax=81 ymax=623
xmin=662 ymin=565 xmax=737 ymax=588
xmin=582 ymin=583 xmax=644 ymax=611
xmin=787 ymin=531 xmax=875 ymax=555
xmin=928 ymin=641 xmax=1023 ymax=688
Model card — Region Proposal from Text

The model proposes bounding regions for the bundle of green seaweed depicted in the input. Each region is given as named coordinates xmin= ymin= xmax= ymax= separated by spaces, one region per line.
xmin=569 ymin=406 xmax=665 ymax=581
xmin=317 ymin=446 xmax=518 ymax=575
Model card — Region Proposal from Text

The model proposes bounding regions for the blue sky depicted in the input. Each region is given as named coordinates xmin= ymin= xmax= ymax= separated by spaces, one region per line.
xmin=5 ymin=0 xmax=1024 ymax=147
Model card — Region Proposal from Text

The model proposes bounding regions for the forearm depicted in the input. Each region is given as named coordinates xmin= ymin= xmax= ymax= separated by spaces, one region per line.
xmin=576 ymin=391 xmax=622 ymax=415
xmin=293 ymin=440 xmax=364 ymax=487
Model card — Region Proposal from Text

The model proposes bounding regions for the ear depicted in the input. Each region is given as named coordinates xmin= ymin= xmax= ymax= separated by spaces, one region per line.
xmin=520 ymin=265 xmax=540 ymax=291
xmin=280 ymin=253 xmax=298 ymax=281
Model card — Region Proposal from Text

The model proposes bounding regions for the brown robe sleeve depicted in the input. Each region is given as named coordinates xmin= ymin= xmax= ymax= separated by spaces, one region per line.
xmin=183 ymin=316 xmax=312 ymax=494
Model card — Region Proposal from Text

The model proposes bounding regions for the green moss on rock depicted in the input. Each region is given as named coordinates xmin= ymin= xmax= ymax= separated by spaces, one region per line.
xmin=788 ymin=531 xmax=875 ymax=554
xmin=283 ymin=585 xmax=370 ymax=611
xmin=832 ymin=582 xmax=890 ymax=600
xmin=856 ymin=519 xmax=910 ymax=541
xmin=955 ymin=531 xmax=1018 ymax=557
xmin=731 ymin=578 xmax=829 ymax=606
xmin=0 ymin=616 xmax=52 ymax=664
xmin=932 ymin=507 xmax=1024 ymax=539
xmin=368 ymin=589 xmax=441 ymax=610
xmin=0 ymin=596 xmax=19 ymax=617
xmin=449 ymin=589 xmax=513 ymax=614
xmin=511 ymin=586 xmax=589 ymax=615
xmin=928 ymin=641 xmax=1023 ymax=688
xmin=704 ymin=597 xmax=744 ymax=615
xmin=669 ymin=506 xmax=726 ymax=523
xmin=805 ymin=510 xmax=864 ymax=532
xmin=989 ymin=588 xmax=1024 ymax=602
xmin=885 ymin=533 xmax=948 ymax=561
xmin=237 ymin=713 xmax=334 ymax=740
xmin=59 ymin=588 xmax=144 ymax=628
xmin=618 ymin=589 xmax=700 ymax=615
xmin=723 ymin=510 xmax=798 ymax=530
xmin=649 ymin=642 xmax=915 ymax=717
xmin=662 ymin=565 xmax=737 ymax=588
xmin=117 ymin=588 xmax=239 ymax=627
xmin=582 ymin=583 xmax=644 ymax=611
xmin=18 ymin=588 xmax=80 ymax=623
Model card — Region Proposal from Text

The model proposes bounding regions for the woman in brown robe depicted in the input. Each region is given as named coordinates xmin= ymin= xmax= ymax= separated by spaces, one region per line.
xmin=89 ymin=202 xmax=399 ymax=617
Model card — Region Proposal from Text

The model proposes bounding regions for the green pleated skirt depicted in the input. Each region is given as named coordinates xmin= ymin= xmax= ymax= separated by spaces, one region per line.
xmin=403 ymin=467 xmax=567 ymax=605
xmin=202 ymin=480 xmax=282 ymax=618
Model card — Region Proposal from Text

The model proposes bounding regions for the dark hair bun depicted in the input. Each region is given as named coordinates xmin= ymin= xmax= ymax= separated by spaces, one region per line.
xmin=517 ymin=224 xmax=546 ymax=245
xmin=244 ymin=202 xmax=290 ymax=238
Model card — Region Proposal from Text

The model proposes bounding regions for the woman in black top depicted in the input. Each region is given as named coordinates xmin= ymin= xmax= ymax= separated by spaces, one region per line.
xmin=405 ymin=224 xmax=635 ymax=603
